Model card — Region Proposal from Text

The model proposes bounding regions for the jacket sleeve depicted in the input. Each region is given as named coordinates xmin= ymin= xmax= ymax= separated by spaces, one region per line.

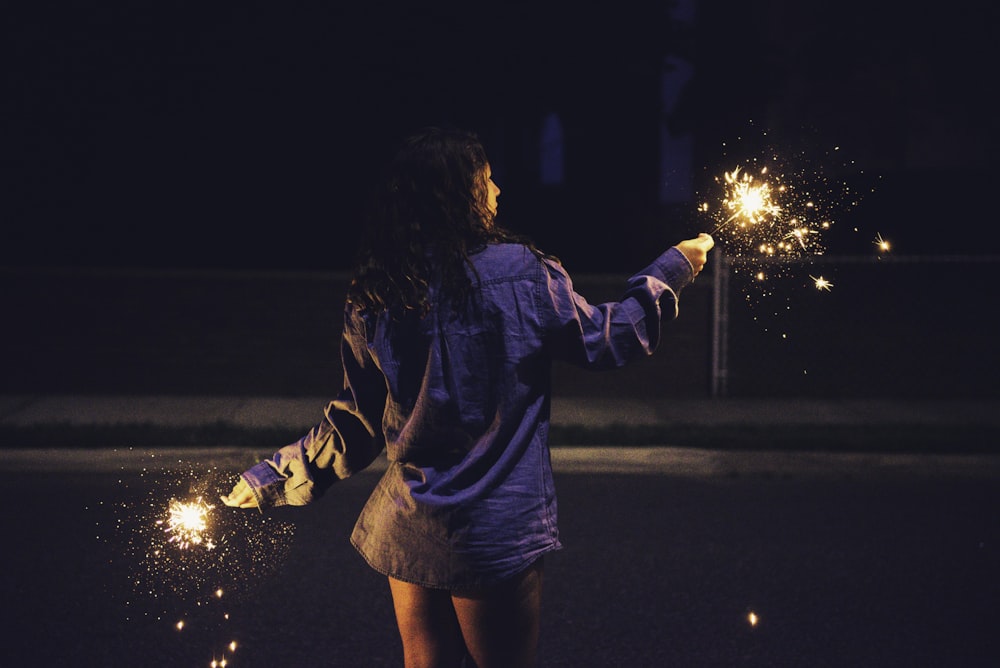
xmin=240 ymin=308 xmax=387 ymax=509
xmin=543 ymin=246 xmax=694 ymax=369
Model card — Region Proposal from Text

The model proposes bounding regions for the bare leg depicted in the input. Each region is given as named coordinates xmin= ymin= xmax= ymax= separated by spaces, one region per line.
xmin=389 ymin=577 xmax=467 ymax=668
xmin=451 ymin=559 xmax=544 ymax=668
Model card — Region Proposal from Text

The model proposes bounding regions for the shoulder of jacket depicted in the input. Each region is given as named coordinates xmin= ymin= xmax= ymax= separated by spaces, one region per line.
xmin=472 ymin=243 xmax=546 ymax=277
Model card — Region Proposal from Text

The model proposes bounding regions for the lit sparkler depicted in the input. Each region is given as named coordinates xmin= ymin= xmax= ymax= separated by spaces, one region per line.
xmin=97 ymin=453 xmax=298 ymax=667
xmin=158 ymin=496 xmax=217 ymax=550
xmin=703 ymin=162 xmax=831 ymax=267
xmin=710 ymin=166 xmax=782 ymax=235
xmin=697 ymin=134 xmax=866 ymax=312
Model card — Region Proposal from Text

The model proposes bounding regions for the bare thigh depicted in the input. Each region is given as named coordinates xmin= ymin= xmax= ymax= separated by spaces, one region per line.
xmin=389 ymin=577 xmax=466 ymax=668
xmin=451 ymin=559 xmax=545 ymax=668
xmin=388 ymin=559 xmax=545 ymax=668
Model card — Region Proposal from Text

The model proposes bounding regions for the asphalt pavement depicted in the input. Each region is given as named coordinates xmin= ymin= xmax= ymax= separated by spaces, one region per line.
xmin=4 ymin=446 xmax=999 ymax=667
xmin=3 ymin=395 xmax=1000 ymax=666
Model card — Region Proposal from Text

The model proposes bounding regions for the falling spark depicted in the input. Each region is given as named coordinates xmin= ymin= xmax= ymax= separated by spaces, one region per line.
xmin=158 ymin=497 xmax=217 ymax=550
xmin=874 ymin=232 xmax=890 ymax=252
xmin=783 ymin=224 xmax=816 ymax=250
xmin=748 ymin=611 xmax=759 ymax=627
xmin=810 ymin=275 xmax=833 ymax=291
xmin=210 ymin=641 xmax=238 ymax=667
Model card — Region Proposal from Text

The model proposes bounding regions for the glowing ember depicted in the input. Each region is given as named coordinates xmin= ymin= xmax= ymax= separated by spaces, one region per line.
xmin=210 ymin=641 xmax=238 ymax=667
xmin=748 ymin=611 xmax=759 ymax=627
xmin=159 ymin=497 xmax=217 ymax=550
xmin=874 ymin=232 xmax=890 ymax=252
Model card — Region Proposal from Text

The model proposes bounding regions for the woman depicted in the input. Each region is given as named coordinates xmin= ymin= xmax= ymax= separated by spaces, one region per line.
xmin=222 ymin=126 xmax=714 ymax=667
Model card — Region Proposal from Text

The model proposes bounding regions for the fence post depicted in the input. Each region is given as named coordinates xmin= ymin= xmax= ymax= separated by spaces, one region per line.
xmin=710 ymin=253 xmax=730 ymax=397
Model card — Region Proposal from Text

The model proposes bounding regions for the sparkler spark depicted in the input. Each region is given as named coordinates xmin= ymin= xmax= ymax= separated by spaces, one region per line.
xmin=98 ymin=452 xmax=298 ymax=667
xmin=210 ymin=641 xmax=238 ymax=667
xmin=874 ymin=232 xmax=890 ymax=252
xmin=158 ymin=497 xmax=217 ymax=550
xmin=697 ymin=132 xmax=869 ymax=321
xmin=109 ymin=456 xmax=295 ymax=612
xmin=711 ymin=166 xmax=782 ymax=235
xmin=692 ymin=124 xmax=881 ymax=393
xmin=810 ymin=275 xmax=833 ymax=291
xmin=703 ymin=161 xmax=832 ymax=267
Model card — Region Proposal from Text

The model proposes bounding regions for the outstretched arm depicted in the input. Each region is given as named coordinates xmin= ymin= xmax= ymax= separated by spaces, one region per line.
xmin=545 ymin=233 xmax=715 ymax=370
xmin=220 ymin=308 xmax=387 ymax=511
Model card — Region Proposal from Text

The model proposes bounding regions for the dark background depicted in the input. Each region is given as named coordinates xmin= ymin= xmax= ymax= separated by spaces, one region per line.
xmin=3 ymin=1 xmax=997 ymax=400
xmin=3 ymin=0 xmax=994 ymax=273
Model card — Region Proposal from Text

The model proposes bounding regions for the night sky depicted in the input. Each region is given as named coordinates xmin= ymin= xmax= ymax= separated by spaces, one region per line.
xmin=4 ymin=1 xmax=993 ymax=273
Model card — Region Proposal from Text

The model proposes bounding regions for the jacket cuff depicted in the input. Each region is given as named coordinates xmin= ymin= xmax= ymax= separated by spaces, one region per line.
xmin=661 ymin=246 xmax=695 ymax=291
xmin=241 ymin=463 xmax=288 ymax=510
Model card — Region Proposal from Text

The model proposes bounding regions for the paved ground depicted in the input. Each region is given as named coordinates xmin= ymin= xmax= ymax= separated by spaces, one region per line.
xmin=3 ymin=394 xmax=1000 ymax=666
xmin=3 ymin=448 xmax=998 ymax=667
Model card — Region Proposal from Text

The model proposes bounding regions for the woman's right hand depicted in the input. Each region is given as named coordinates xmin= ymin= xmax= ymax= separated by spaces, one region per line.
xmin=674 ymin=233 xmax=715 ymax=278
xmin=221 ymin=477 xmax=259 ymax=509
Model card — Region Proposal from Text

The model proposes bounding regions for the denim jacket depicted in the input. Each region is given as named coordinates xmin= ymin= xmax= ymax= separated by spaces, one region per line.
xmin=241 ymin=242 xmax=694 ymax=588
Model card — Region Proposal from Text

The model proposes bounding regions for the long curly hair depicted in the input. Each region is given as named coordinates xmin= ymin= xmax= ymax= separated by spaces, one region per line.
xmin=347 ymin=127 xmax=552 ymax=316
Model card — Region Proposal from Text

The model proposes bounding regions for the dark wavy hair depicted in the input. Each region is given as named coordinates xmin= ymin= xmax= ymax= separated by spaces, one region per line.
xmin=347 ymin=127 xmax=553 ymax=316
